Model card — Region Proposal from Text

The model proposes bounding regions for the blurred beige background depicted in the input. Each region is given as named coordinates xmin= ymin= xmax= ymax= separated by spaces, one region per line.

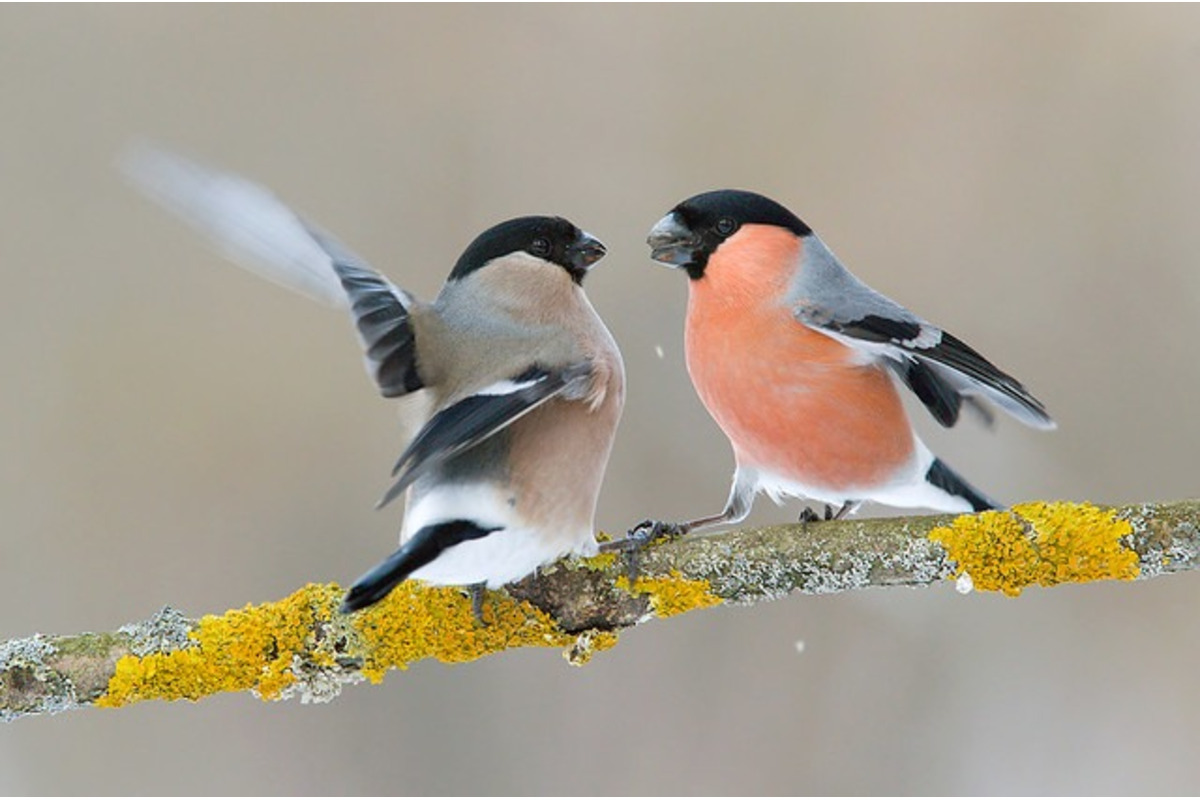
xmin=2 ymin=5 xmax=1199 ymax=794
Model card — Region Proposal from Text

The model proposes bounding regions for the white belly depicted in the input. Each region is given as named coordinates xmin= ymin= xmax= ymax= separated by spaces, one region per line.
xmin=400 ymin=482 xmax=597 ymax=587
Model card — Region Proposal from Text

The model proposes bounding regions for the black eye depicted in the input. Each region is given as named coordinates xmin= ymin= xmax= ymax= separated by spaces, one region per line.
xmin=715 ymin=217 xmax=738 ymax=237
xmin=530 ymin=237 xmax=551 ymax=258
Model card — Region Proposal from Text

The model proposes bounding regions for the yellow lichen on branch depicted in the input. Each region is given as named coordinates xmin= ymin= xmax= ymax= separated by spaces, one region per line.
xmin=928 ymin=501 xmax=1141 ymax=596
xmin=616 ymin=571 xmax=723 ymax=618
xmin=4 ymin=500 xmax=1196 ymax=722
xmin=352 ymin=582 xmax=618 ymax=680
xmin=95 ymin=579 xmax=627 ymax=709
xmin=85 ymin=500 xmax=1177 ymax=710
xmin=98 ymin=583 xmax=343 ymax=707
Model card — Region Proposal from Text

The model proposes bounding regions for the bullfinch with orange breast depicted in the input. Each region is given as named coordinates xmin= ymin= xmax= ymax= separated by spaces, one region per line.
xmin=122 ymin=145 xmax=624 ymax=614
xmin=642 ymin=188 xmax=1053 ymax=535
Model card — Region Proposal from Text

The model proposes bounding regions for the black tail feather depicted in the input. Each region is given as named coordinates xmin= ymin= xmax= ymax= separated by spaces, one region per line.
xmin=341 ymin=520 xmax=499 ymax=613
xmin=896 ymin=360 xmax=963 ymax=428
xmin=926 ymin=458 xmax=999 ymax=512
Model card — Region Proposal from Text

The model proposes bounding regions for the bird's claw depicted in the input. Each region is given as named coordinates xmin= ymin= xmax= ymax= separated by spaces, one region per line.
xmin=798 ymin=504 xmax=837 ymax=532
xmin=600 ymin=520 xmax=689 ymax=582
xmin=600 ymin=519 xmax=686 ymax=553
xmin=799 ymin=501 xmax=858 ymax=532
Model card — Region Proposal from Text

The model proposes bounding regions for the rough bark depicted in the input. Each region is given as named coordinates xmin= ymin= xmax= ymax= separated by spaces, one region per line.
xmin=2 ymin=500 xmax=1196 ymax=722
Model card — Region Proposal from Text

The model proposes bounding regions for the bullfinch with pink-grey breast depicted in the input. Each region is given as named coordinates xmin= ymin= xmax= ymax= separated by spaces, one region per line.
xmin=641 ymin=189 xmax=1053 ymax=535
xmin=122 ymin=145 xmax=624 ymax=614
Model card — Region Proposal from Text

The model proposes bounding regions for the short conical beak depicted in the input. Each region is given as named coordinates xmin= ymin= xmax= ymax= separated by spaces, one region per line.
xmin=569 ymin=231 xmax=607 ymax=271
xmin=646 ymin=213 xmax=697 ymax=267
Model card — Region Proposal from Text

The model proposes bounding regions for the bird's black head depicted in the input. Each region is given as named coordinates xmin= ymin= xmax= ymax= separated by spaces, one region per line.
xmin=449 ymin=216 xmax=606 ymax=285
xmin=647 ymin=189 xmax=812 ymax=279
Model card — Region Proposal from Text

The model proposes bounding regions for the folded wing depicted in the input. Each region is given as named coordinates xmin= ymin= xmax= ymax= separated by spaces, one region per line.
xmin=377 ymin=363 xmax=593 ymax=508
xmin=793 ymin=237 xmax=1055 ymax=430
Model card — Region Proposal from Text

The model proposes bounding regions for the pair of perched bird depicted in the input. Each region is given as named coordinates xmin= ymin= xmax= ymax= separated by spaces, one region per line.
xmin=124 ymin=146 xmax=1054 ymax=614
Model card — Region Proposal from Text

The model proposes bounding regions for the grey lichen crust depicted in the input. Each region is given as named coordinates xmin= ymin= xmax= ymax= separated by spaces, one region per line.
xmin=119 ymin=606 xmax=195 ymax=656
xmin=279 ymin=653 xmax=365 ymax=705
xmin=0 ymin=635 xmax=71 ymax=721
xmin=4 ymin=499 xmax=1200 ymax=721
xmin=277 ymin=611 xmax=368 ymax=705
xmin=0 ymin=630 xmax=136 ymax=721
xmin=0 ymin=622 xmax=150 ymax=721
xmin=513 ymin=502 xmax=1200 ymax=629
xmin=1119 ymin=501 xmax=1200 ymax=579
xmin=633 ymin=515 xmax=958 ymax=604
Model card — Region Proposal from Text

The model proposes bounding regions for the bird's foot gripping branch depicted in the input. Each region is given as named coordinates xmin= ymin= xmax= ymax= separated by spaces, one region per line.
xmin=2 ymin=500 xmax=1197 ymax=721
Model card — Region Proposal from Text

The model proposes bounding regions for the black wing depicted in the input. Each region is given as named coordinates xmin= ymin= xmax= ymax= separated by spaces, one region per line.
xmin=303 ymin=225 xmax=422 ymax=398
xmin=792 ymin=237 xmax=1054 ymax=430
xmin=811 ymin=312 xmax=1054 ymax=430
xmin=376 ymin=363 xmax=592 ymax=508
xmin=121 ymin=143 xmax=424 ymax=400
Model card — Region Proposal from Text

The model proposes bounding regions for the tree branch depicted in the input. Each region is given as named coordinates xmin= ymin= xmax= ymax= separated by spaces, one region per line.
xmin=3 ymin=500 xmax=1197 ymax=722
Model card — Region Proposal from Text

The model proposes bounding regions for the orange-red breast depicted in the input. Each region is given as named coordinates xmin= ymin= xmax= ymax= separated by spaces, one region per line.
xmin=645 ymin=189 xmax=1053 ymax=532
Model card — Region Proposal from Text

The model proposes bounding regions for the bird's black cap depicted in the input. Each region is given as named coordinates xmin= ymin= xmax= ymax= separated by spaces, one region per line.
xmin=649 ymin=190 xmax=812 ymax=279
xmin=672 ymin=189 xmax=812 ymax=239
xmin=449 ymin=216 xmax=604 ymax=284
